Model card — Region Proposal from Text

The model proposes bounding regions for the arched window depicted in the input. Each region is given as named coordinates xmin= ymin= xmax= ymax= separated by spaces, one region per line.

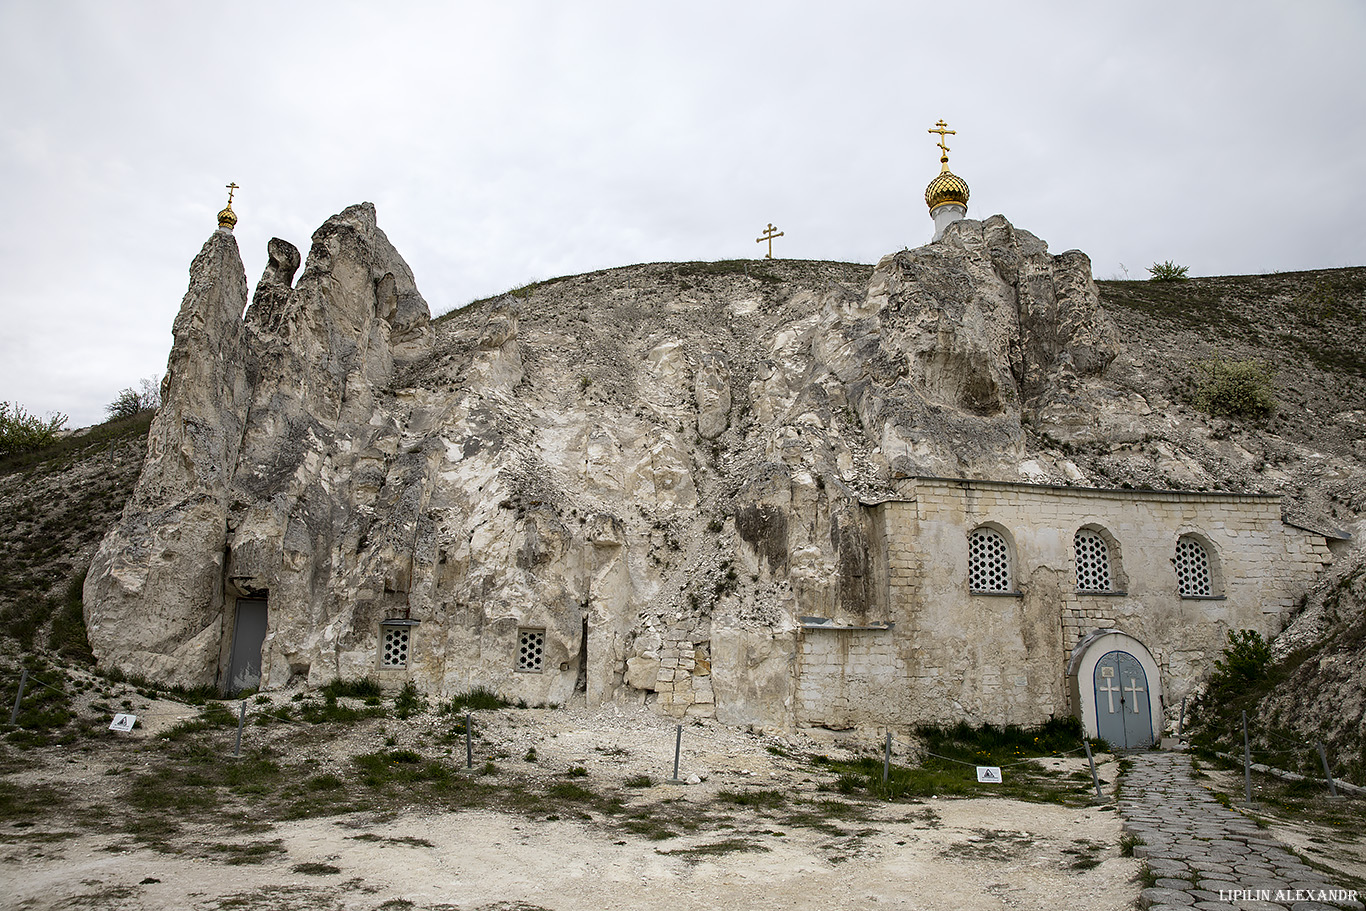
xmin=1074 ymin=529 xmax=1113 ymax=592
xmin=1174 ymin=536 xmax=1213 ymax=597
xmin=968 ymin=527 xmax=1013 ymax=592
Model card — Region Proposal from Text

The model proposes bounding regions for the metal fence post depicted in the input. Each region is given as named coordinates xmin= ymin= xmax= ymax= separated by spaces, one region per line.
xmin=1317 ymin=742 xmax=1339 ymax=798
xmin=8 ymin=668 xmax=28 ymax=725
xmin=1242 ymin=711 xmax=1253 ymax=805
xmin=1084 ymin=739 xmax=1104 ymax=799
xmin=234 ymin=701 xmax=246 ymax=757
xmin=882 ymin=731 xmax=892 ymax=785
xmin=465 ymin=712 xmax=473 ymax=770
xmin=669 ymin=724 xmax=683 ymax=783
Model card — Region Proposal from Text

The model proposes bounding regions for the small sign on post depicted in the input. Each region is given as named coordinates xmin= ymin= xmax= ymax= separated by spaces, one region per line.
xmin=976 ymin=766 xmax=1002 ymax=783
xmin=109 ymin=714 xmax=137 ymax=732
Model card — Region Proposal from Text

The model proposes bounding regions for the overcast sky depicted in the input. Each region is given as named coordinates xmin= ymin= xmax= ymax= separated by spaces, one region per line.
xmin=2 ymin=1 xmax=1363 ymax=428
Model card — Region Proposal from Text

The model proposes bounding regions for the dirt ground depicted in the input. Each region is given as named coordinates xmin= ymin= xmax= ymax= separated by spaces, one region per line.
xmin=2 ymin=692 xmax=1147 ymax=911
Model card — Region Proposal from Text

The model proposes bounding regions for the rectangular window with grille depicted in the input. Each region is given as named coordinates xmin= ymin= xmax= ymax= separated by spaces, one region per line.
xmin=517 ymin=628 xmax=545 ymax=672
xmin=381 ymin=624 xmax=411 ymax=668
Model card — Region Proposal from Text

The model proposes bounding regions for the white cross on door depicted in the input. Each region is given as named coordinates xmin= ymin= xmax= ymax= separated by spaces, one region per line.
xmin=1124 ymin=677 xmax=1145 ymax=714
xmin=1098 ymin=678 xmax=1120 ymax=713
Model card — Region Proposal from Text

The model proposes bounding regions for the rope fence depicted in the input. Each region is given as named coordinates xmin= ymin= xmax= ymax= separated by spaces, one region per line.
xmin=5 ymin=663 xmax=1355 ymax=801
xmin=1209 ymin=708 xmax=1358 ymax=801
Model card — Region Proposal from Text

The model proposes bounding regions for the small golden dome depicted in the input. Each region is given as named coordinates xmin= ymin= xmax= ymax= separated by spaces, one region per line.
xmin=924 ymin=119 xmax=969 ymax=215
xmin=217 ymin=182 xmax=239 ymax=230
xmin=925 ymin=164 xmax=970 ymax=214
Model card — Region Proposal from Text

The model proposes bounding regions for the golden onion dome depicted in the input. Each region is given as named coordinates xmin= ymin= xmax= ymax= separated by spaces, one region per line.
xmin=925 ymin=161 xmax=970 ymax=214
xmin=217 ymin=182 xmax=239 ymax=230
xmin=924 ymin=119 xmax=969 ymax=215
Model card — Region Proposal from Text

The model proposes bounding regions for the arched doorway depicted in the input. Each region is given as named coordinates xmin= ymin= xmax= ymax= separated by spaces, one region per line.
xmin=1092 ymin=650 xmax=1152 ymax=749
xmin=1067 ymin=630 xmax=1162 ymax=749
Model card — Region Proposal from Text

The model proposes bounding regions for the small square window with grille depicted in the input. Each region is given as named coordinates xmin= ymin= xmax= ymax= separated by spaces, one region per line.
xmin=968 ymin=527 xmax=1013 ymax=592
xmin=517 ymin=628 xmax=545 ymax=672
xmin=1074 ymin=529 xmax=1112 ymax=592
xmin=381 ymin=625 xmax=411 ymax=668
xmin=1175 ymin=536 xmax=1212 ymax=597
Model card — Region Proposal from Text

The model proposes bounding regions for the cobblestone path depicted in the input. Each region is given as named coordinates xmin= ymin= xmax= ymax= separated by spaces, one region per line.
xmin=1119 ymin=751 xmax=1362 ymax=911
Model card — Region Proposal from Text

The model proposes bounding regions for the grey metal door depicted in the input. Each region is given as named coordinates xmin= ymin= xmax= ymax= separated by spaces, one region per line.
xmin=227 ymin=599 xmax=268 ymax=693
xmin=1093 ymin=650 xmax=1153 ymax=749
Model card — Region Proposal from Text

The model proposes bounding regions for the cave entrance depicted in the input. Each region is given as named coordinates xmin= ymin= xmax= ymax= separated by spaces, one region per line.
xmin=226 ymin=598 xmax=268 ymax=694
xmin=575 ymin=616 xmax=589 ymax=694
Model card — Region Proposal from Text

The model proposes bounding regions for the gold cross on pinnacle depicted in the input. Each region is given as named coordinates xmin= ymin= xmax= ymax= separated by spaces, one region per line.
xmin=755 ymin=222 xmax=784 ymax=259
xmin=225 ymin=182 xmax=239 ymax=206
xmin=928 ymin=119 xmax=955 ymax=162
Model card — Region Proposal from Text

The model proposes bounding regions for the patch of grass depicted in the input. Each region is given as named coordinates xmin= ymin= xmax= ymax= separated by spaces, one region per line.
xmin=656 ymin=837 xmax=770 ymax=860
xmin=393 ymin=680 xmax=425 ymax=718
xmin=1064 ymin=838 xmax=1106 ymax=870
xmin=298 ymin=694 xmax=384 ymax=725
xmin=0 ymin=780 xmax=68 ymax=824
xmin=676 ymin=260 xmax=781 ymax=284
xmin=320 ymin=677 xmax=382 ymax=700
xmin=2 ymin=661 xmax=75 ymax=748
xmin=624 ymin=774 xmax=653 ymax=788
xmin=1119 ymin=831 xmax=1144 ymax=856
xmin=207 ymin=838 xmax=287 ymax=865
xmin=291 ymin=862 xmax=341 ymax=875
xmin=352 ymin=749 xmax=457 ymax=790
xmin=545 ymin=782 xmax=596 ymax=802
xmin=160 ymin=700 xmax=238 ymax=739
xmin=441 ymin=686 xmax=511 ymax=713
xmin=812 ymin=718 xmax=1091 ymax=804
xmin=49 ymin=570 xmax=94 ymax=664
xmin=620 ymin=813 xmax=680 ymax=840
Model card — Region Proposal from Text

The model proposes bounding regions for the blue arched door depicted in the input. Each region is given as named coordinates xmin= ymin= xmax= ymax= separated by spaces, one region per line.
xmin=1092 ymin=650 xmax=1153 ymax=749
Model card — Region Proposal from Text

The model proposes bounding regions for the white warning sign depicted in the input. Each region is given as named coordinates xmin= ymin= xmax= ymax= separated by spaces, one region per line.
xmin=109 ymin=714 xmax=137 ymax=732
xmin=976 ymin=766 xmax=1002 ymax=783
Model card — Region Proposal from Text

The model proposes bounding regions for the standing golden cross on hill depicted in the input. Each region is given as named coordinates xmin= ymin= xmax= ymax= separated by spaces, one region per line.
xmin=928 ymin=119 xmax=955 ymax=162
xmin=755 ymin=222 xmax=784 ymax=259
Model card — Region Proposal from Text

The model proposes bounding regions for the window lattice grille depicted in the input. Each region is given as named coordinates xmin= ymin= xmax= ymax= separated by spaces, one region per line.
xmin=968 ymin=528 xmax=1012 ymax=592
xmin=517 ymin=628 xmax=545 ymax=672
xmin=381 ymin=626 xmax=410 ymax=668
xmin=1074 ymin=529 xmax=1112 ymax=592
xmin=1175 ymin=537 xmax=1212 ymax=597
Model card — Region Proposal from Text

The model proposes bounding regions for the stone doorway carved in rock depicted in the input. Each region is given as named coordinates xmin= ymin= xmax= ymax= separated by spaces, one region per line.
xmin=574 ymin=617 xmax=589 ymax=696
xmin=227 ymin=598 xmax=268 ymax=694
xmin=1067 ymin=629 xmax=1162 ymax=750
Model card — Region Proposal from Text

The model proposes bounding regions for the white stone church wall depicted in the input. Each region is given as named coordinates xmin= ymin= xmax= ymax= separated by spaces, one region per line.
xmin=793 ymin=477 xmax=1333 ymax=733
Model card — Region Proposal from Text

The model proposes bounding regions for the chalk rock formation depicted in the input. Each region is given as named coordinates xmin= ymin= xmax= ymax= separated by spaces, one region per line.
xmin=82 ymin=226 xmax=251 ymax=685
xmin=85 ymin=204 xmax=432 ymax=687
xmin=86 ymin=208 xmax=1120 ymax=709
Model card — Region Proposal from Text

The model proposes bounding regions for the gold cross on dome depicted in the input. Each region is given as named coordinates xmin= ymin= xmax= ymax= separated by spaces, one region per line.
xmin=225 ymin=182 xmax=239 ymax=205
xmin=928 ymin=119 xmax=955 ymax=160
xmin=755 ymin=222 xmax=784 ymax=259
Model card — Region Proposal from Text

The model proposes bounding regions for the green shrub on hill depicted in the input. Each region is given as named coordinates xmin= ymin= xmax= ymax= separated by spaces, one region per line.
xmin=1147 ymin=260 xmax=1190 ymax=281
xmin=1193 ymin=358 xmax=1276 ymax=422
xmin=0 ymin=401 xmax=66 ymax=457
